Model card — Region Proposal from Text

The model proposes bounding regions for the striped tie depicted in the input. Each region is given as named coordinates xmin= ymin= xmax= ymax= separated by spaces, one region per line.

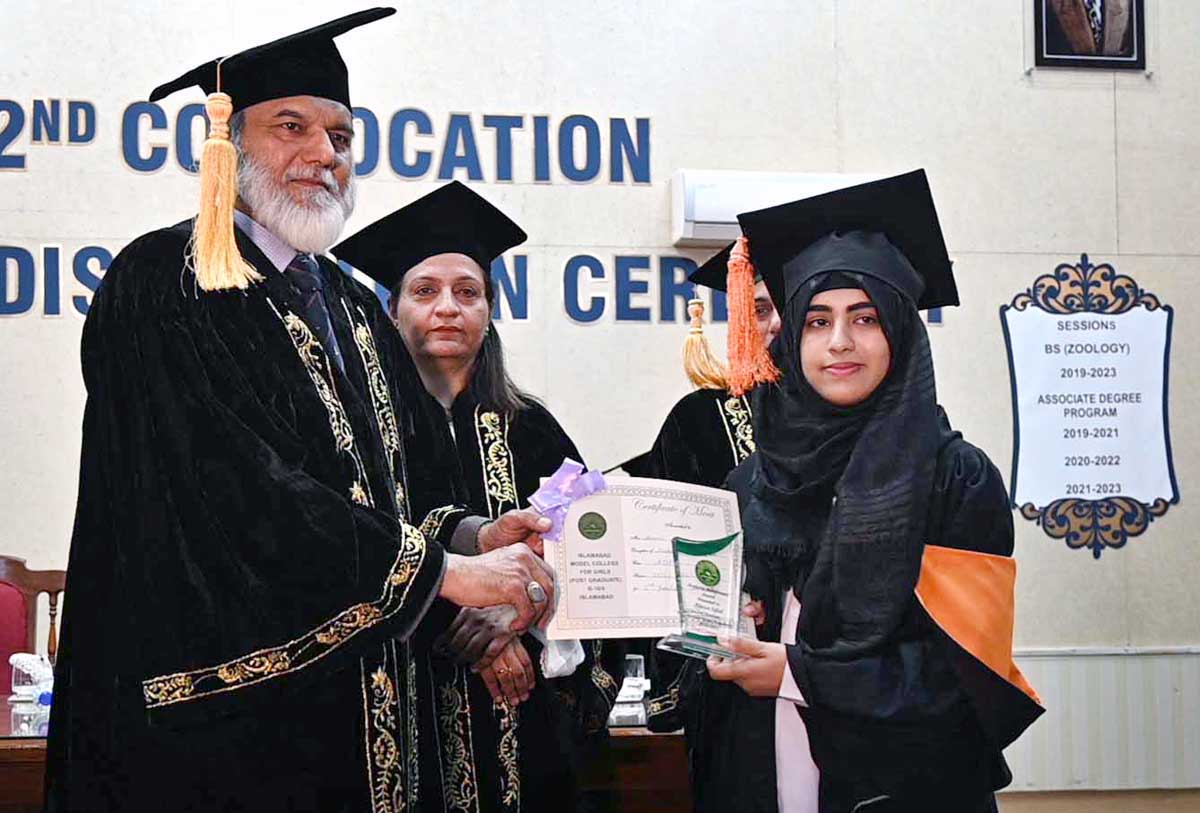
xmin=286 ymin=253 xmax=344 ymax=373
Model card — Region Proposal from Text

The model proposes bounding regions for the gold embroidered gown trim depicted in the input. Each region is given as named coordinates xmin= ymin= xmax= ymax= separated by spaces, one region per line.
xmin=362 ymin=656 xmax=405 ymax=813
xmin=420 ymin=505 xmax=463 ymax=540
xmin=474 ymin=408 xmax=519 ymax=517
xmin=404 ymin=641 xmax=420 ymax=809
xmin=440 ymin=407 xmax=522 ymax=811
xmin=495 ymin=700 xmax=521 ymax=810
xmin=718 ymin=395 xmax=756 ymax=464
xmin=267 ymin=299 xmax=373 ymax=506
xmin=589 ymin=640 xmax=619 ymax=705
xmin=438 ymin=672 xmax=482 ymax=812
xmin=344 ymin=300 xmax=405 ymax=517
xmin=143 ymin=522 xmax=427 ymax=707
xmin=646 ymin=662 xmax=684 ymax=718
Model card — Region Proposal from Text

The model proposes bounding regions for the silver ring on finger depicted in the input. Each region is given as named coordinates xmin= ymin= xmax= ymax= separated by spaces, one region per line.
xmin=526 ymin=580 xmax=547 ymax=604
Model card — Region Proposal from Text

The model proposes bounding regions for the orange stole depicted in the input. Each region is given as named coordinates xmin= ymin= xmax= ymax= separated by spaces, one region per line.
xmin=914 ymin=544 xmax=1042 ymax=706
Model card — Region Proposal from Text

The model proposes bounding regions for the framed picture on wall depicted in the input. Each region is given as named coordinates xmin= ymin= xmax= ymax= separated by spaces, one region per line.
xmin=1034 ymin=0 xmax=1146 ymax=69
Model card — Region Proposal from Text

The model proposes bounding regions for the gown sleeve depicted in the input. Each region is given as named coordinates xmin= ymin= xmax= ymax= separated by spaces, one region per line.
xmin=70 ymin=234 xmax=446 ymax=724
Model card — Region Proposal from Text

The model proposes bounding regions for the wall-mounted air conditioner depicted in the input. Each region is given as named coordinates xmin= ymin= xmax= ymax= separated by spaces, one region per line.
xmin=671 ymin=169 xmax=884 ymax=247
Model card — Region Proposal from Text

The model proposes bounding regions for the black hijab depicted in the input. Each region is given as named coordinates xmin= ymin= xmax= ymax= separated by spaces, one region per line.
xmin=739 ymin=231 xmax=955 ymax=660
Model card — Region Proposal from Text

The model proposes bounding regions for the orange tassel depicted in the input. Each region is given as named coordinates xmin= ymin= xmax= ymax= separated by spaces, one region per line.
xmin=682 ymin=298 xmax=728 ymax=390
xmin=725 ymin=236 xmax=779 ymax=396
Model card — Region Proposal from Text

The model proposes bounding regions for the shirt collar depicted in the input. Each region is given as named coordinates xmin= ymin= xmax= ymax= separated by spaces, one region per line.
xmin=233 ymin=209 xmax=300 ymax=273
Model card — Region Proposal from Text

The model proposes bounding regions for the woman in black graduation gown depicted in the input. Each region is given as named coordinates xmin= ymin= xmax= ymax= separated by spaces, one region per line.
xmin=704 ymin=171 xmax=1044 ymax=812
xmin=333 ymin=181 xmax=624 ymax=813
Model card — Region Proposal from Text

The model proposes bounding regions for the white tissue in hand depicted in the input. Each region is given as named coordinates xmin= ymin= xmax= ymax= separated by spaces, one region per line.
xmin=528 ymin=628 xmax=585 ymax=678
xmin=526 ymin=550 xmax=584 ymax=677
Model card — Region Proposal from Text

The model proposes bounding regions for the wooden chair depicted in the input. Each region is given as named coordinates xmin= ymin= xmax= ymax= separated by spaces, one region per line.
xmin=0 ymin=556 xmax=66 ymax=692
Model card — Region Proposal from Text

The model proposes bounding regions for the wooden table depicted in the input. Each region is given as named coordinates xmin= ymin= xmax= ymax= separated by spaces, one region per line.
xmin=579 ymin=727 xmax=692 ymax=813
xmin=0 ymin=696 xmax=46 ymax=813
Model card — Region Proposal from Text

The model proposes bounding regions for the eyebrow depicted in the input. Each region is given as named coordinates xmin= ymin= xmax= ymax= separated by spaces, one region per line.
xmin=407 ymin=272 xmax=484 ymax=286
xmin=805 ymin=301 xmax=877 ymax=313
xmin=271 ymin=108 xmax=353 ymax=139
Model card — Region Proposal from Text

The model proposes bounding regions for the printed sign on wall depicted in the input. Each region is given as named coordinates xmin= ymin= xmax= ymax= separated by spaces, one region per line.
xmin=1001 ymin=254 xmax=1178 ymax=558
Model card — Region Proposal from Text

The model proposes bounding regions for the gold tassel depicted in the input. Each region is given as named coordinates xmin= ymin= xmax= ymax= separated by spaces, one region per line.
xmin=186 ymin=92 xmax=261 ymax=291
xmin=682 ymin=298 xmax=728 ymax=390
xmin=725 ymin=236 xmax=779 ymax=396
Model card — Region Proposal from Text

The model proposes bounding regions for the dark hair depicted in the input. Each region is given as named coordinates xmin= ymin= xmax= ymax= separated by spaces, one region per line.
xmin=469 ymin=325 xmax=540 ymax=417
xmin=390 ymin=267 xmax=538 ymax=418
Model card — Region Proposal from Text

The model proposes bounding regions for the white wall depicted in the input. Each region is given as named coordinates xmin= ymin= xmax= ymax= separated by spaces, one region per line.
xmin=2 ymin=0 xmax=1199 ymax=788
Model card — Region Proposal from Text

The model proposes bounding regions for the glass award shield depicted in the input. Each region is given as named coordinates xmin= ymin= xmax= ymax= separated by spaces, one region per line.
xmin=657 ymin=533 xmax=746 ymax=661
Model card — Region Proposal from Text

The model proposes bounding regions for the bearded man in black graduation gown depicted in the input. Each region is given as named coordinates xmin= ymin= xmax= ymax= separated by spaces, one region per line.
xmin=44 ymin=10 xmax=560 ymax=813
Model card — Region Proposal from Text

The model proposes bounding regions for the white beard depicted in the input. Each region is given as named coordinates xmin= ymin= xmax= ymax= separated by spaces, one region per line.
xmin=237 ymin=156 xmax=356 ymax=255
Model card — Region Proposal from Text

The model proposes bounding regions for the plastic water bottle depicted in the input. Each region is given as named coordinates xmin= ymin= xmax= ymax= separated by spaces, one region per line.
xmin=9 ymin=653 xmax=53 ymax=698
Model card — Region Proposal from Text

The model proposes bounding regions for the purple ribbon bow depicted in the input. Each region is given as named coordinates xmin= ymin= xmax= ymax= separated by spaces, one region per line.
xmin=529 ymin=459 xmax=607 ymax=542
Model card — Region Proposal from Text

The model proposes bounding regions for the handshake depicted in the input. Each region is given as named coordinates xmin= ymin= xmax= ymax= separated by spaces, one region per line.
xmin=436 ymin=508 xmax=557 ymax=706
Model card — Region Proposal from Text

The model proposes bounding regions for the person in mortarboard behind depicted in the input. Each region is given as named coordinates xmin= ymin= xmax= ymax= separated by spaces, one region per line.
xmin=332 ymin=181 xmax=625 ymax=813
xmin=620 ymin=244 xmax=780 ymax=736
xmin=624 ymin=243 xmax=781 ymax=489
xmin=704 ymin=170 xmax=1044 ymax=812
xmin=45 ymin=11 xmax=560 ymax=813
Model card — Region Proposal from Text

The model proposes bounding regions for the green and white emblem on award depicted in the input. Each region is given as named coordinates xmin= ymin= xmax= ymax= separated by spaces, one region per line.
xmin=657 ymin=533 xmax=745 ymax=661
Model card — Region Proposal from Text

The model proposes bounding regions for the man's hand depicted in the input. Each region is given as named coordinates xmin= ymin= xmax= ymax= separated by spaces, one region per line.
xmin=478 ymin=638 xmax=536 ymax=706
xmin=478 ymin=509 xmax=552 ymax=556
xmin=435 ymin=605 xmax=518 ymax=668
xmin=705 ymin=637 xmax=787 ymax=697
xmin=439 ymin=544 xmax=555 ymax=632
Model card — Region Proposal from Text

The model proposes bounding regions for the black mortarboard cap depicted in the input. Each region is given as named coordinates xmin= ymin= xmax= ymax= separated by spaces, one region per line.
xmin=735 ymin=169 xmax=958 ymax=312
xmin=687 ymin=242 xmax=734 ymax=292
xmin=332 ymin=181 xmax=528 ymax=291
xmin=687 ymin=240 xmax=768 ymax=293
xmin=149 ymin=8 xmax=395 ymax=112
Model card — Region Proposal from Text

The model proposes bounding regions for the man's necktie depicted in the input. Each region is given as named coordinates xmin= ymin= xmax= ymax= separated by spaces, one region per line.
xmin=286 ymin=253 xmax=345 ymax=373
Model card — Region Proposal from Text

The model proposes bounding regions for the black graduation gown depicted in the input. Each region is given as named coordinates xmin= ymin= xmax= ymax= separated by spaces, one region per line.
xmin=620 ymin=387 xmax=757 ymax=743
xmin=617 ymin=388 xmax=768 ymax=810
xmin=627 ymin=387 xmax=756 ymax=490
xmin=721 ymin=435 xmax=1038 ymax=813
xmin=44 ymin=221 xmax=447 ymax=813
xmin=406 ymin=391 xmax=626 ymax=813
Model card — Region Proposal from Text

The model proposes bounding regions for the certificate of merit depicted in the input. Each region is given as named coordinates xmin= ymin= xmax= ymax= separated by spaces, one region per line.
xmin=545 ymin=477 xmax=742 ymax=640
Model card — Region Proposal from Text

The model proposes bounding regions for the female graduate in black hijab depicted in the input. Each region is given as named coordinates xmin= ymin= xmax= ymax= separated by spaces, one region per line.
xmin=706 ymin=171 xmax=1043 ymax=812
